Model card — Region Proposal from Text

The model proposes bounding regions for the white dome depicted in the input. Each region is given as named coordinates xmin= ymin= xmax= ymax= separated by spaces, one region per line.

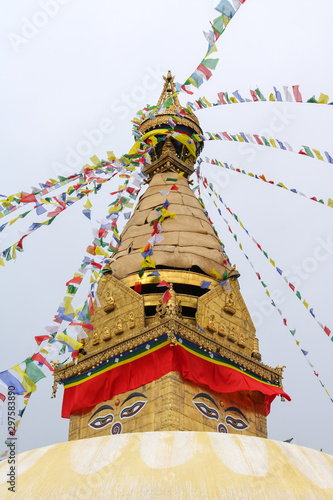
xmin=1 ymin=432 xmax=333 ymax=499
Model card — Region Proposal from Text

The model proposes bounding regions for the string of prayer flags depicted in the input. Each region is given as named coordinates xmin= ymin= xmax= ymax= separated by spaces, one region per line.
xmin=190 ymin=130 xmax=333 ymax=166
xmin=201 ymin=157 xmax=333 ymax=209
xmin=186 ymin=85 xmax=332 ymax=109
xmin=209 ymin=187 xmax=333 ymax=403
xmin=179 ymin=0 xmax=247 ymax=93
xmin=201 ymin=170 xmax=333 ymax=343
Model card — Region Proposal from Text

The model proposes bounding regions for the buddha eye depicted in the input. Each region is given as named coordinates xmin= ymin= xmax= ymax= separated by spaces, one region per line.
xmin=218 ymin=423 xmax=228 ymax=433
xmin=120 ymin=401 xmax=147 ymax=419
xmin=225 ymin=415 xmax=249 ymax=431
xmin=192 ymin=402 xmax=219 ymax=420
xmin=88 ymin=413 xmax=113 ymax=430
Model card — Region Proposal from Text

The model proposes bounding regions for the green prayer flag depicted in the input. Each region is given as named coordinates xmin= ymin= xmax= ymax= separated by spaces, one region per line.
xmin=296 ymin=291 xmax=301 ymax=299
xmin=262 ymin=137 xmax=270 ymax=147
xmin=307 ymin=96 xmax=317 ymax=103
xmin=60 ymin=344 xmax=66 ymax=354
xmin=201 ymin=58 xmax=219 ymax=70
xmin=303 ymin=146 xmax=314 ymax=158
xmin=212 ymin=15 xmax=225 ymax=35
xmin=166 ymin=178 xmax=178 ymax=182
xmin=255 ymin=88 xmax=266 ymax=101
xmin=24 ymin=358 xmax=46 ymax=383
xmin=223 ymin=271 xmax=228 ymax=280
xmin=290 ymin=329 xmax=296 ymax=336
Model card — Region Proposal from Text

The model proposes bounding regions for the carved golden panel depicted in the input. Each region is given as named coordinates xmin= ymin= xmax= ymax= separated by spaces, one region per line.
xmin=84 ymin=274 xmax=145 ymax=356
xmin=197 ymin=281 xmax=256 ymax=357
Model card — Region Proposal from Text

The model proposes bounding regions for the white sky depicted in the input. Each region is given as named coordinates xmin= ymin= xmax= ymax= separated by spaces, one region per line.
xmin=1 ymin=0 xmax=333 ymax=455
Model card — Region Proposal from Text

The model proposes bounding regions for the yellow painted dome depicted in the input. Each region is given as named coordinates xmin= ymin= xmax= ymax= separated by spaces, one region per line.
xmin=1 ymin=432 xmax=333 ymax=499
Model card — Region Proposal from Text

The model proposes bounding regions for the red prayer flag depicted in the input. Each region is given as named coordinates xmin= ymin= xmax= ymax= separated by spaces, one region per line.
xmin=324 ymin=326 xmax=331 ymax=336
xmin=197 ymin=64 xmax=213 ymax=80
xmin=0 ymin=393 xmax=6 ymax=402
xmin=217 ymin=92 xmax=227 ymax=105
xmin=66 ymin=276 xmax=83 ymax=286
xmin=134 ymin=282 xmax=142 ymax=293
xmin=163 ymin=290 xmax=172 ymax=303
xmin=31 ymin=353 xmax=54 ymax=372
xmin=250 ymin=90 xmax=259 ymax=102
xmin=289 ymin=283 xmax=295 ymax=292
xmin=253 ymin=135 xmax=263 ymax=145
xmin=70 ymin=322 xmax=94 ymax=331
xmin=20 ymin=193 xmax=37 ymax=203
xmin=298 ymin=149 xmax=308 ymax=156
xmin=34 ymin=335 xmax=50 ymax=346
xmin=171 ymin=184 xmax=179 ymax=191
xmin=292 ymin=85 xmax=303 ymax=103
xmin=157 ymin=280 xmax=170 ymax=288
xmin=283 ymin=318 xmax=287 ymax=326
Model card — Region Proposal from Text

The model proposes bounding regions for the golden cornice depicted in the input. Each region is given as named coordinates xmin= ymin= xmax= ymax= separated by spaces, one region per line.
xmin=54 ymin=317 xmax=283 ymax=389
xmin=140 ymin=113 xmax=202 ymax=138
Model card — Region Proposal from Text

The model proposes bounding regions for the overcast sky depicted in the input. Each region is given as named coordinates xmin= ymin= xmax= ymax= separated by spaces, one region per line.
xmin=1 ymin=0 xmax=333 ymax=456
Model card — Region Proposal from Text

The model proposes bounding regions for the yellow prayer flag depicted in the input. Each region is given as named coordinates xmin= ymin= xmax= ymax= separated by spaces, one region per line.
xmin=269 ymin=258 xmax=275 ymax=267
xmin=265 ymin=290 xmax=270 ymax=297
xmin=56 ymin=333 xmax=83 ymax=351
xmin=211 ymin=268 xmax=222 ymax=280
xmin=318 ymin=93 xmax=329 ymax=104
xmin=11 ymin=243 xmax=17 ymax=260
xmin=269 ymin=93 xmax=276 ymax=101
xmin=179 ymin=172 xmax=184 ymax=178
xmin=107 ymin=151 xmax=116 ymax=161
xmin=230 ymin=97 xmax=238 ymax=104
xmin=90 ymin=155 xmax=101 ymax=166
xmin=269 ymin=138 xmax=278 ymax=148
xmin=9 ymin=216 xmax=20 ymax=226
xmin=83 ymin=199 xmax=92 ymax=210
xmin=303 ymin=299 xmax=309 ymax=309
xmin=206 ymin=44 xmax=218 ymax=56
xmin=95 ymin=246 xmax=108 ymax=257
xmin=222 ymin=14 xmax=230 ymax=27
xmin=236 ymin=134 xmax=244 ymax=142
xmin=202 ymin=97 xmax=212 ymax=107
xmin=327 ymin=198 xmax=333 ymax=208
xmin=0 ymin=258 xmax=4 ymax=267
xmin=313 ymin=149 xmax=324 ymax=161
xmin=296 ymin=340 xmax=300 ymax=345
xmin=12 ymin=365 xmax=37 ymax=393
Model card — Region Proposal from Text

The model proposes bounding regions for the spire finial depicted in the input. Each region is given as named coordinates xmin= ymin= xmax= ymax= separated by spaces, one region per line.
xmin=156 ymin=71 xmax=181 ymax=110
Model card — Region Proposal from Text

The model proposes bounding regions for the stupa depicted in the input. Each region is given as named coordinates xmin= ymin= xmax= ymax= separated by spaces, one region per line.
xmin=1 ymin=73 xmax=333 ymax=499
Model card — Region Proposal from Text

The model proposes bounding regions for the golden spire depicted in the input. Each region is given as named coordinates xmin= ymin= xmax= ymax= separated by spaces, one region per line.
xmin=156 ymin=70 xmax=182 ymax=111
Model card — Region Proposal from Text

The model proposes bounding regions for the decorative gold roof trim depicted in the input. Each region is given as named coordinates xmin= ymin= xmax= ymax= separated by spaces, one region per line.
xmin=54 ymin=318 xmax=284 ymax=390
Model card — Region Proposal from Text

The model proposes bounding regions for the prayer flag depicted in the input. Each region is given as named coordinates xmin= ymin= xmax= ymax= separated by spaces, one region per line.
xmin=162 ymin=290 xmax=172 ymax=303
xmin=0 ymin=371 xmax=25 ymax=395
xmin=292 ymin=85 xmax=303 ymax=102
xmin=134 ymin=282 xmax=142 ymax=293
xmin=157 ymin=280 xmax=170 ymax=288
xmin=201 ymin=280 xmax=211 ymax=289
xmin=34 ymin=335 xmax=50 ymax=345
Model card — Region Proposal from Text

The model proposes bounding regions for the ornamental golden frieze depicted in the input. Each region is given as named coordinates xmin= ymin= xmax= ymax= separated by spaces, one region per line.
xmin=54 ymin=317 xmax=283 ymax=388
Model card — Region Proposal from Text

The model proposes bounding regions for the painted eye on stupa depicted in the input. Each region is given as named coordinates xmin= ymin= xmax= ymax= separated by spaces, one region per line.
xmin=88 ymin=404 xmax=114 ymax=430
xmin=193 ymin=402 xmax=219 ymax=420
xmin=225 ymin=415 xmax=249 ymax=430
xmin=120 ymin=400 xmax=147 ymax=419
xmin=224 ymin=406 xmax=249 ymax=431
xmin=88 ymin=413 xmax=114 ymax=430
xmin=192 ymin=393 xmax=219 ymax=420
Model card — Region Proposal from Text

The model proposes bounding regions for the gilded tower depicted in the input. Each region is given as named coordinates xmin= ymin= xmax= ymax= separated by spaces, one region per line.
xmin=54 ymin=73 xmax=288 ymax=441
